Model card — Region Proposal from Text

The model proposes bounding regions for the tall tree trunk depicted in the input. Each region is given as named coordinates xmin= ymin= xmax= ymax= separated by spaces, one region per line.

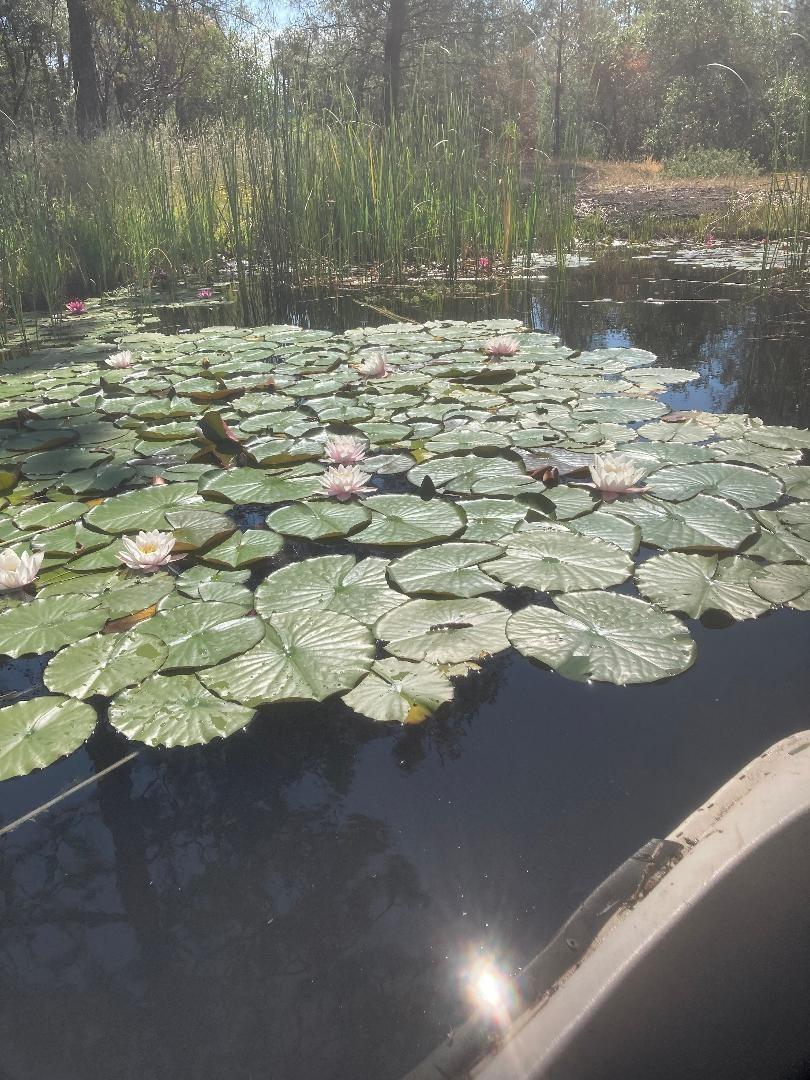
xmin=66 ymin=0 xmax=103 ymax=137
xmin=552 ymin=0 xmax=565 ymax=158
xmin=382 ymin=0 xmax=408 ymax=123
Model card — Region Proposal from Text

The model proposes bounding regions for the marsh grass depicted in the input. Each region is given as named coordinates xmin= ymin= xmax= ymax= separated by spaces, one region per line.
xmin=0 ymin=83 xmax=579 ymax=331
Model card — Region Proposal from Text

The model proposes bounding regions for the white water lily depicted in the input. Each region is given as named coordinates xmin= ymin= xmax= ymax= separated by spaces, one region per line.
xmin=105 ymin=350 xmax=133 ymax=369
xmin=587 ymin=454 xmax=647 ymax=500
xmin=319 ymin=465 xmax=375 ymax=500
xmin=0 ymin=548 xmax=45 ymax=590
xmin=483 ymin=336 xmax=520 ymax=357
xmin=117 ymin=530 xmax=179 ymax=571
xmin=356 ymin=350 xmax=389 ymax=378
xmin=323 ymin=435 xmax=367 ymax=464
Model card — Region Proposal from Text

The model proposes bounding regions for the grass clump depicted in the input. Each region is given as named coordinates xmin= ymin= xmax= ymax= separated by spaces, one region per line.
xmin=664 ymin=146 xmax=760 ymax=179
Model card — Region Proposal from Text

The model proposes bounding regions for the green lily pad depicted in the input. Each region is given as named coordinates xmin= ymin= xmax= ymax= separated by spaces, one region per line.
xmin=44 ymin=632 xmax=169 ymax=698
xmin=0 ymin=595 xmax=108 ymax=658
xmin=388 ymin=543 xmax=502 ymax=597
xmin=375 ymin=597 xmax=510 ymax=663
xmin=750 ymin=564 xmax=810 ymax=610
xmin=649 ymin=463 xmax=782 ymax=509
xmin=343 ymin=658 xmax=454 ymax=724
xmin=635 ymin=553 xmax=772 ymax=620
xmin=0 ymin=695 xmax=98 ymax=780
xmin=198 ymin=467 xmax=321 ymax=505
xmin=109 ymin=674 xmax=255 ymax=747
xmin=255 ymin=555 xmax=406 ymax=625
xmin=488 ymin=529 xmax=633 ymax=592
xmin=458 ymin=498 xmax=527 ymax=541
xmin=352 ymin=495 xmax=465 ymax=546
xmin=265 ymin=500 xmax=370 ymax=539
xmin=84 ymin=482 xmax=203 ymax=533
xmin=507 ymin=592 xmax=696 ymax=684
xmin=201 ymin=528 xmax=284 ymax=567
xmin=142 ymin=601 xmax=265 ymax=670
xmin=607 ymin=495 xmax=756 ymax=552
xmin=197 ymin=610 xmax=374 ymax=706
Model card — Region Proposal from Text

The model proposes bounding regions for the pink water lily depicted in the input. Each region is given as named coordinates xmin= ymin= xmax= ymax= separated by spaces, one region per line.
xmin=118 ymin=531 xmax=180 ymax=572
xmin=105 ymin=350 xmax=133 ymax=368
xmin=197 ymin=288 xmax=213 ymax=299
xmin=323 ymin=435 xmax=367 ymax=464
xmin=66 ymin=299 xmax=86 ymax=315
xmin=320 ymin=465 xmax=375 ymax=500
xmin=483 ymin=336 xmax=520 ymax=357
xmin=585 ymin=454 xmax=648 ymax=501
xmin=357 ymin=351 xmax=389 ymax=378
xmin=0 ymin=548 xmax=44 ymax=590
xmin=478 ymin=256 xmax=491 ymax=270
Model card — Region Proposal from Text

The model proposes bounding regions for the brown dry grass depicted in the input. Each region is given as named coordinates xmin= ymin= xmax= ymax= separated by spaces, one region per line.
xmin=577 ymin=159 xmax=775 ymax=194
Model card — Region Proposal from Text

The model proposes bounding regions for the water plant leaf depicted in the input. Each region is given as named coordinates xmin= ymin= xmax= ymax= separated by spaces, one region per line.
xmin=197 ymin=467 xmax=321 ymax=505
xmin=265 ymin=500 xmax=370 ymax=539
xmin=198 ymin=610 xmax=374 ymax=706
xmin=109 ymin=674 xmax=254 ymax=747
xmin=458 ymin=498 xmax=527 ymax=541
xmin=607 ymin=495 xmax=756 ymax=552
xmin=507 ymin=592 xmax=696 ymax=684
xmin=84 ymin=482 xmax=203 ymax=533
xmin=142 ymin=601 xmax=265 ymax=670
xmin=255 ymin=554 xmax=406 ymax=625
xmin=0 ymin=595 xmax=108 ymax=658
xmin=388 ymin=543 xmax=502 ymax=597
xmin=44 ymin=632 xmax=168 ymax=698
xmin=635 ymin=553 xmax=771 ymax=620
xmin=0 ymin=695 xmax=98 ymax=780
xmin=165 ymin=508 xmax=236 ymax=551
xmin=375 ymin=597 xmax=510 ymax=663
xmin=750 ymin=564 xmax=810 ymax=611
xmin=488 ymin=529 xmax=633 ymax=592
xmin=567 ymin=509 xmax=641 ymax=555
xmin=649 ymin=463 xmax=782 ymax=509
xmin=352 ymin=494 xmax=465 ymax=546
xmin=201 ymin=528 xmax=284 ymax=567
xmin=342 ymin=658 xmax=454 ymax=724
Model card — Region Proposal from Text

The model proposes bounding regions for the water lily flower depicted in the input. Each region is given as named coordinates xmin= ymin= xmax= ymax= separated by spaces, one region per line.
xmin=478 ymin=256 xmax=490 ymax=270
xmin=357 ymin=351 xmax=389 ymax=378
xmin=117 ymin=531 xmax=179 ymax=572
xmin=105 ymin=350 xmax=133 ymax=368
xmin=323 ymin=435 xmax=367 ymax=464
xmin=320 ymin=465 xmax=375 ymax=500
xmin=483 ymin=336 xmax=520 ymax=357
xmin=197 ymin=288 xmax=213 ymax=299
xmin=586 ymin=454 xmax=647 ymax=500
xmin=65 ymin=300 xmax=86 ymax=315
xmin=0 ymin=548 xmax=44 ymax=591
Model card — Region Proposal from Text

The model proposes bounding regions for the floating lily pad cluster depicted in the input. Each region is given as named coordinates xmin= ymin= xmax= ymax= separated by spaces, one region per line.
xmin=1 ymin=317 xmax=809 ymax=781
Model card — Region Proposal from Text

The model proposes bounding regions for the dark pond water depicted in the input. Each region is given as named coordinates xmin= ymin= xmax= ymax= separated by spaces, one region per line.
xmin=2 ymin=249 xmax=809 ymax=1080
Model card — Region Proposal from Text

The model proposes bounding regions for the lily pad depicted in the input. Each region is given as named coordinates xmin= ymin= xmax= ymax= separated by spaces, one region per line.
xmin=109 ymin=674 xmax=255 ymax=746
xmin=343 ymin=658 xmax=454 ymax=724
xmin=388 ymin=543 xmax=502 ymax=597
xmin=352 ymin=495 xmax=465 ymax=546
xmin=607 ymin=495 xmax=756 ymax=552
xmin=0 ymin=695 xmax=98 ymax=780
xmin=202 ymin=529 xmax=284 ymax=567
xmin=255 ymin=555 xmax=406 ymax=625
xmin=265 ymin=500 xmax=370 ymax=539
xmin=649 ymin=463 xmax=782 ymax=509
xmin=142 ymin=601 xmax=265 ymax=670
xmin=507 ymin=592 xmax=696 ymax=684
xmin=198 ymin=467 xmax=321 ymax=505
xmin=44 ymin=632 xmax=169 ymax=698
xmin=375 ymin=597 xmax=510 ymax=664
xmin=0 ymin=595 xmax=108 ymax=658
xmin=488 ymin=529 xmax=633 ymax=592
xmin=635 ymin=554 xmax=771 ymax=620
xmin=84 ymin=482 xmax=203 ymax=533
xmin=750 ymin=564 xmax=810 ymax=611
xmin=198 ymin=610 xmax=374 ymax=706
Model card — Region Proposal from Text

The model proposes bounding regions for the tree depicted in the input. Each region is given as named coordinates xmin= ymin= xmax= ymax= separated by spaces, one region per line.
xmin=65 ymin=0 xmax=103 ymax=135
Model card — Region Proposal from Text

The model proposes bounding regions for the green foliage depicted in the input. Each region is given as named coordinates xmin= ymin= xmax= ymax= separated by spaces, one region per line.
xmin=663 ymin=146 xmax=760 ymax=179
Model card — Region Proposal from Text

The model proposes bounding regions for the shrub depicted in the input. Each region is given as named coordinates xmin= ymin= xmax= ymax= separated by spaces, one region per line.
xmin=663 ymin=146 xmax=760 ymax=178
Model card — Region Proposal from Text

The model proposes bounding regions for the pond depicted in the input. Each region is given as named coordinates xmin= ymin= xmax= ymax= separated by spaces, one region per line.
xmin=1 ymin=247 xmax=809 ymax=1080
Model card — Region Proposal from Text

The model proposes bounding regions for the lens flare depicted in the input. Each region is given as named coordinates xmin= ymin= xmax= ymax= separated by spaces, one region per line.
xmin=463 ymin=957 xmax=516 ymax=1027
